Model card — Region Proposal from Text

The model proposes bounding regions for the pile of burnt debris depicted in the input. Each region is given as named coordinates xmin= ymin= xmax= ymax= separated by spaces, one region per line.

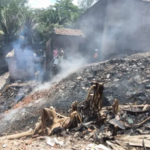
xmin=1 ymin=52 xmax=150 ymax=115
xmin=1 ymin=52 xmax=150 ymax=149
xmin=48 ymin=52 xmax=150 ymax=114
xmin=0 ymin=81 xmax=38 ymax=113
xmin=1 ymin=82 xmax=150 ymax=150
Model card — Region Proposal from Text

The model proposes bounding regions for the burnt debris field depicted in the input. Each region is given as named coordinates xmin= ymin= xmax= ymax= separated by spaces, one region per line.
xmin=0 ymin=52 xmax=150 ymax=150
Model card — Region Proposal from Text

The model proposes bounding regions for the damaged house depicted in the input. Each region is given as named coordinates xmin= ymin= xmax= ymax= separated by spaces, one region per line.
xmin=75 ymin=0 xmax=150 ymax=60
xmin=6 ymin=44 xmax=45 ymax=81
xmin=6 ymin=28 xmax=84 ymax=80
xmin=46 ymin=28 xmax=85 ymax=70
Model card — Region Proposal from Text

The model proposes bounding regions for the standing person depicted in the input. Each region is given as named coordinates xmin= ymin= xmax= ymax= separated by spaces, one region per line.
xmin=51 ymin=48 xmax=59 ymax=75
xmin=59 ymin=48 xmax=64 ymax=64
xmin=52 ymin=48 xmax=59 ymax=67
xmin=93 ymin=49 xmax=98 ymax=62
xmin=52 ymin=55 xmax=59 ymax=75
xmin=53 ymin=48 xmax=58 ymax=58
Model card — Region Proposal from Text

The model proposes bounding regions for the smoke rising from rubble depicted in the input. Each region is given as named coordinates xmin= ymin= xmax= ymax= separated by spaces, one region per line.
xmin=35 ymin=54 xmax=87 ymax=91
xmin=6 ymin=40 xmax=45 ymax=81
xmin=0 ymin=108 xmax=20 ymax=132
xmin=3 ymin=109 xmax=19 ymax=121
xmin=53 ymin=55 xmax=87 ymax=81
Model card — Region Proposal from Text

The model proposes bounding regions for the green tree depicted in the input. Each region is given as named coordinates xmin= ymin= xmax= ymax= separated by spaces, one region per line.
xmin=34 ymin=7 xmax=63 ymax=43
xmin=23 ymin=8 xmax=40 ymax=44
xmin=0 ymin=0 xmax=83 ymax=50
xmin=55 ymin=0 xmax=81 ymax=26
xmin=0 ymin=0 xmax=12 ymax=8
xmin=34 ymin=0 xmax=82 ymax=43
xmin=0 ymin=0 xmax=28 ymax=50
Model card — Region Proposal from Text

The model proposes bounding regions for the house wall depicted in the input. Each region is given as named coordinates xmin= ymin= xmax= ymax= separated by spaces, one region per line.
xmin=101 ymin=0 xmax=150 ymax=59
xmin=101 ymin=0 xmax=124 ymax=58
xmin=125 ymin=1 xmax=150 ymax=53
xmin=52 ymin=35 xmax=83 ymax=58
xmin=45 ymin=35 xmax=83 ymax=78
xmin=6 ymin=50 xmax=35 ymax=80
xmin=7 ymin=57 xmax=35 ymax=80
xmin=7 ymin=57 xmax=18 ymax=79
xmin=76 ymin=0 xmax=150 ymax=60
xmin=75 ymin=0 xmax=108 ymax=60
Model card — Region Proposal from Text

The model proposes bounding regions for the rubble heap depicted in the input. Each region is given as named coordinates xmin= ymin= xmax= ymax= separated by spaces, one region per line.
xmin=1 ymin=52 xmax=150 ymax=149
xmin=50 ymin=52 xmax=150 ymax=112
xmin=0 ymin=81 xmax=38 ymax=113
xmin=1 ymin=81 xmax=150 ymax=149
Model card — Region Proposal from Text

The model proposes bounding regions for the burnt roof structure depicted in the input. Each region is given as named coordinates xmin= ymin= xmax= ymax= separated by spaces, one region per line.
xmin=54 ymin=28 xmax=85 ymax=37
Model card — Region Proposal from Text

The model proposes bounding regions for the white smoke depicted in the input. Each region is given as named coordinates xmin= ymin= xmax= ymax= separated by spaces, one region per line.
xmin=53 ymin=54 xmax=87 ymax=82
xmin=34 ymin=54 xmax=87 ymax=91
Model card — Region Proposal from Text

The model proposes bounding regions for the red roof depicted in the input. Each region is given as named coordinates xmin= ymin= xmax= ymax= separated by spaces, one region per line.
xmin=54 ymin=28 xmax=85 ymax=37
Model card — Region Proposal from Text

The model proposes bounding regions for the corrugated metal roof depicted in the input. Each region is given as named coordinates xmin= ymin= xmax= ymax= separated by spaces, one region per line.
xmin=54 ymin=28 xmax=85 ymax=37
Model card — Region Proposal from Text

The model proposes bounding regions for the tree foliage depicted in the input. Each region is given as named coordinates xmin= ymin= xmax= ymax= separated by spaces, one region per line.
xmin=0 ymin=0 xmax=28 ymax=42
xmin=55 ymin=0 xmax=80 ymax=25
xmin=35 ymin=0 xmax=82 ymax=43
xmin=0 ymin=0 xmax=85 ymax=51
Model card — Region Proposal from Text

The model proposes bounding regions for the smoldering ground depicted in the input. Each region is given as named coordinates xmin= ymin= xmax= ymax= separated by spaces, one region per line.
xmin=52 ymin=54 xmax=87 ymax=81
xmin=34 ymin=54 xmax=88 ymax=91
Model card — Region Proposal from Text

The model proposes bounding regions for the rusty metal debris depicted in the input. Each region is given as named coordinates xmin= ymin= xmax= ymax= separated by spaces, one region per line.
xmin=1 ymin=82 xmax=150 ymax=149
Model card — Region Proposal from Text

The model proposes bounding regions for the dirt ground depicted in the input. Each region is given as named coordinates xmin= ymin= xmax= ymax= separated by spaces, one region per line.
xmin=0 ymin=136 xmax=97 ymax=150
